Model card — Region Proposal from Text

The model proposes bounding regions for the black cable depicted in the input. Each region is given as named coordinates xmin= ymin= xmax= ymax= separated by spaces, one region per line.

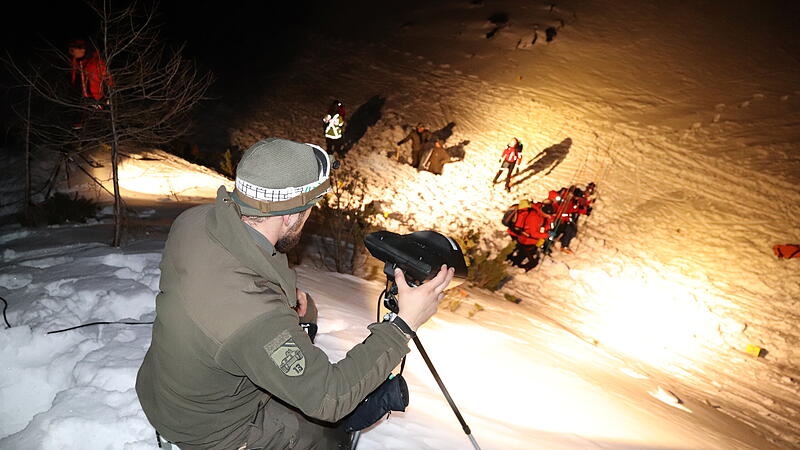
xmin=376 ymin=281 xmax=389 ymax=323
xmin=1 ymin=296 xmax=11 ymax=328
xmin=47 ymin=320 xmax=153 ymax=334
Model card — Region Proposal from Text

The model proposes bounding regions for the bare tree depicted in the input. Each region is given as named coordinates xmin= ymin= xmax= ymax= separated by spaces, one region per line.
xmin=6 ymin=1 xmax=213 ymax=246
xmin=314 ymin=166 xmax=378 ymax=274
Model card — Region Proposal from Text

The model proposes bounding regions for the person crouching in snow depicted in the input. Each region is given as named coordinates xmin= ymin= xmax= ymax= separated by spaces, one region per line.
xmin=397 ymin=122 xmax=433 ymax=168
xmin=492 ymin=137 xmax=523 ymax=192
xmin=323 ymin=99 xmax=346 ymax=155
xmin=136 ymin=138 xmax=455 ymax=449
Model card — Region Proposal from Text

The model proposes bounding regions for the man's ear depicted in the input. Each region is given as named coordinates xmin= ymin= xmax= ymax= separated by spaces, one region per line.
xmin=282 ymin=212 xmax=301 ymax=228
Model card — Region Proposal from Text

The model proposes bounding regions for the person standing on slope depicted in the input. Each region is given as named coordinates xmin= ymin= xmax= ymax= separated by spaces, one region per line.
xmin=505 ymin=200 xmax=556 ymax=271
xmin=547 ymin=184 xmax=595 ymax=254
xmin=67 ymin=38 xmax=112 ymax=129
xmin=492 ymin=137 xmax=523 ymax=192
xmin=323 ymin=100 xmax=346 ymax=155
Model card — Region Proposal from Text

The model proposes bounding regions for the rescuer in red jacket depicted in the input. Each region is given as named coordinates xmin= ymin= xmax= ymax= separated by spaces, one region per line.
xmin=506 ymin=200 xmax=556 ymax=271
xmin=492 ymin=137 xmax=523 ymax=192
xmin=548 ymin=184 xmax=595 ymax=254
xmin=68 ymin=38 xmax=112 ymax=103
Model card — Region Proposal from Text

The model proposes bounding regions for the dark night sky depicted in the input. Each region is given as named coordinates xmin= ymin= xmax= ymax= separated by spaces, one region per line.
xmin=0 ymin=1 xmax=336 ymax=140
xmin=2 ymin=1 xmax=327 ymax=86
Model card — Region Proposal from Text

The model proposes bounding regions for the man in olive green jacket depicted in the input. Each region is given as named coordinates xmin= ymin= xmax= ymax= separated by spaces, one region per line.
xmin=136 ymin=138 xmax=454 ymax=449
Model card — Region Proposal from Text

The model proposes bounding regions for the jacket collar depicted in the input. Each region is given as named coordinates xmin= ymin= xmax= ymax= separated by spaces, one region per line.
xmin=205 ymin=186 xmax=297 ymax=308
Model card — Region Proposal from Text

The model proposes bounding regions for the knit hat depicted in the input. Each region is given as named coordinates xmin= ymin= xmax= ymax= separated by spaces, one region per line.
xmin=231 ymin=138 xmax=333 ymax=216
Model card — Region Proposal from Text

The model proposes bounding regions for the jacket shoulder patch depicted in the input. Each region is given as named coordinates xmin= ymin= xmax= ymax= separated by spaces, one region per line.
xmin=264 ymin=330 xmax=305 ymax=376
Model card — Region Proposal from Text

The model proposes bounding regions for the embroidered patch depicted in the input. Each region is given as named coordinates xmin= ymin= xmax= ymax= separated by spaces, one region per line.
xmin=265 ymin=330 xmax=305 ymax=376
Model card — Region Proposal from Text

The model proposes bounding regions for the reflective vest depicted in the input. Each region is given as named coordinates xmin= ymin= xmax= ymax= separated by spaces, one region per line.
xmin=324 ymin=113 xmax=344 ymax=139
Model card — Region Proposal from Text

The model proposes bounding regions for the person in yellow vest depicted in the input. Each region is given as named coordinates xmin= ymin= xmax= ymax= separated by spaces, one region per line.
xmin=323 ymin=100 xmax=346 ymax=155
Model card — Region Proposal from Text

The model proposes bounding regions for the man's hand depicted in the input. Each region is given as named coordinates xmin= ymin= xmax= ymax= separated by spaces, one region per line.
xmin=394 ymin=265 xmax=455 ymax=332
xmin=295 ymin=289 xmax=308 ymax=317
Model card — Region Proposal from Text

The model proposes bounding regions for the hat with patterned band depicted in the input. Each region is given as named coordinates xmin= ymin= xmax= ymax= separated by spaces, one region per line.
xmin=231 ymin=138 xmax=334 ymax=217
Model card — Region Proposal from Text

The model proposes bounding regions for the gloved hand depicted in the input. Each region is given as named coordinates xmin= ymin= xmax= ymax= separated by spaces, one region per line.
xmin=342 ymin=374 xmax=409 ymax=432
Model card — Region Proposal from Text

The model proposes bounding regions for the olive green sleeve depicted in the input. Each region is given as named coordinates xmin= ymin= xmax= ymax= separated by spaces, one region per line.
xmin=216 ymin=306 xmax=410 ymax=422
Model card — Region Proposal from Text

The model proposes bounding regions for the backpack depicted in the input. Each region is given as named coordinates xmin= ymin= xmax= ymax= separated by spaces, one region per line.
xmin=502 ymin=200 xmax=532 ymax=235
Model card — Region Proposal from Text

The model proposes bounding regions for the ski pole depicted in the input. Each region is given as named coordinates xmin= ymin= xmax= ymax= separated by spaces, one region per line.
xmin=380 ymin=282 xmax=482 ymax=450
xmin=412 ymin=334 xmax=482 ymax=450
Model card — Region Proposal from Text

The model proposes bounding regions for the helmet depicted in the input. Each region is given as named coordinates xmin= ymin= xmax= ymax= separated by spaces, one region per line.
xmin=68 ymin=38 xmax=87 ymax=49
xmin=541 ymin=203 xmax=555 ymax=215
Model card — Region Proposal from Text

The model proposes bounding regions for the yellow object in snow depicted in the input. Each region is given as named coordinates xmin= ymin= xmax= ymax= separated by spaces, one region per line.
xmin=744 ymin=344 xmax=763 ymax=357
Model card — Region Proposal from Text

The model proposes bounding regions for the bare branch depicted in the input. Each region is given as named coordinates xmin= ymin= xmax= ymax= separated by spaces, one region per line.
xmin=4 ymin=0 xmax=213 ymax=246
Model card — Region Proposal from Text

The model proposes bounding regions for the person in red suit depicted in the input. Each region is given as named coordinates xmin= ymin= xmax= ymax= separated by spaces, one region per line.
xmin=548 ymin=184 xmax=595 ymax=254
xmin=67 ymin=38 xmax=112 ymax=130
xmin=505 ymin=200 xmax=556 ymax=271
xmin=492 ymin=137 xmax=523 ymax=192
xmin=68 ymin=38 xmax=112 ymax=102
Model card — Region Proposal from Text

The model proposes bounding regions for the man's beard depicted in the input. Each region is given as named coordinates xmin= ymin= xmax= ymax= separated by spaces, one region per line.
xmin=275 ymin=213 xmax=306 ymax=253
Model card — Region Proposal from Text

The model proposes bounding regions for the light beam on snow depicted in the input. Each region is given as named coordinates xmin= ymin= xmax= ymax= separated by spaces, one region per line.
xmin=114 ymin=151 xmax=233 ymax=199
xmin=569 ymin=266 xmax=720 ymax=374
xmin=414 ymin=319 xmax=682 ymax=444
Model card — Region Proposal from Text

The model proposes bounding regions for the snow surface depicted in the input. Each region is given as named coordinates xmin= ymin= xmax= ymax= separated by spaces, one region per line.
xmin=2 ymin=0 xmax=799 ymax=448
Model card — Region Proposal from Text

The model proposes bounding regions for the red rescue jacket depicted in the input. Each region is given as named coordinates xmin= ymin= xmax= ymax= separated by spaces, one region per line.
xmin=71 ymin=51 xmax=112 ymax=101
xmin=501 ymin=143 xmax=523 ymax=163
xmin=507 ymin=202 xmax=553 ymax=245
xmin=550 ymin=187 xmax=592 ymax=223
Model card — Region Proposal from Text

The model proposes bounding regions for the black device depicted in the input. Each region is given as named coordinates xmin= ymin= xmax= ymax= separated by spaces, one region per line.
xmin=364 ymin=230 xmax=468 ymax=313
xmin=361 ymin=230 xmax=481 ymax=450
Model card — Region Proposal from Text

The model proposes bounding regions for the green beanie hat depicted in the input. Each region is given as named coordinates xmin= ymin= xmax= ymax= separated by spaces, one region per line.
xmin=231 ymin=138 xmax=333 ymax=216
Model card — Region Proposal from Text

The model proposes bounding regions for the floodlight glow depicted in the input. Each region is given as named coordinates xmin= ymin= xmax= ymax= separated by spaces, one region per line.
xmin=115 ymin=155 xmax=233 ymax=198
xmin=570 ymin=266 xmax=721 ymax=374
xmin=416 ymin=319 xmax=696 ymax=447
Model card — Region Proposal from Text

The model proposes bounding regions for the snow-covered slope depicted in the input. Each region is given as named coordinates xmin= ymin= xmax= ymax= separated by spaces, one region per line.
xmin=0 ymin=223 xmax=784 ymax=449
xmin=224 ymin=0 xmax=800 ymax=447
xmin=1 ymin=0 xmax=798 ymax=448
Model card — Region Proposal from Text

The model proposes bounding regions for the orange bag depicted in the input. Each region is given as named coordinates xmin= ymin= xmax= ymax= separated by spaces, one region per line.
xmin=773 ymin=244 xmax=800 ymax=259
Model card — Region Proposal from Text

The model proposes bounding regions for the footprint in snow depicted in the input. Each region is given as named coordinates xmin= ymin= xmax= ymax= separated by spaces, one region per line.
xmin=0 ymin=273 xmax=33 ymax=290
xmin=19 ymin=256 xmax=74 ymax=269
xmin=620 ymin=367 xmax=649 ymax=379
xmin=649 ymin=386 xmax=692 ymax=413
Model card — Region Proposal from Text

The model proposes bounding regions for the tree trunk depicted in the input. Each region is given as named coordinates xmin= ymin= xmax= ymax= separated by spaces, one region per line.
xmin=25 ymin=86 xmax=32 ymax=212
xmin=110 ymin=104 xmax=123 ymax=247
